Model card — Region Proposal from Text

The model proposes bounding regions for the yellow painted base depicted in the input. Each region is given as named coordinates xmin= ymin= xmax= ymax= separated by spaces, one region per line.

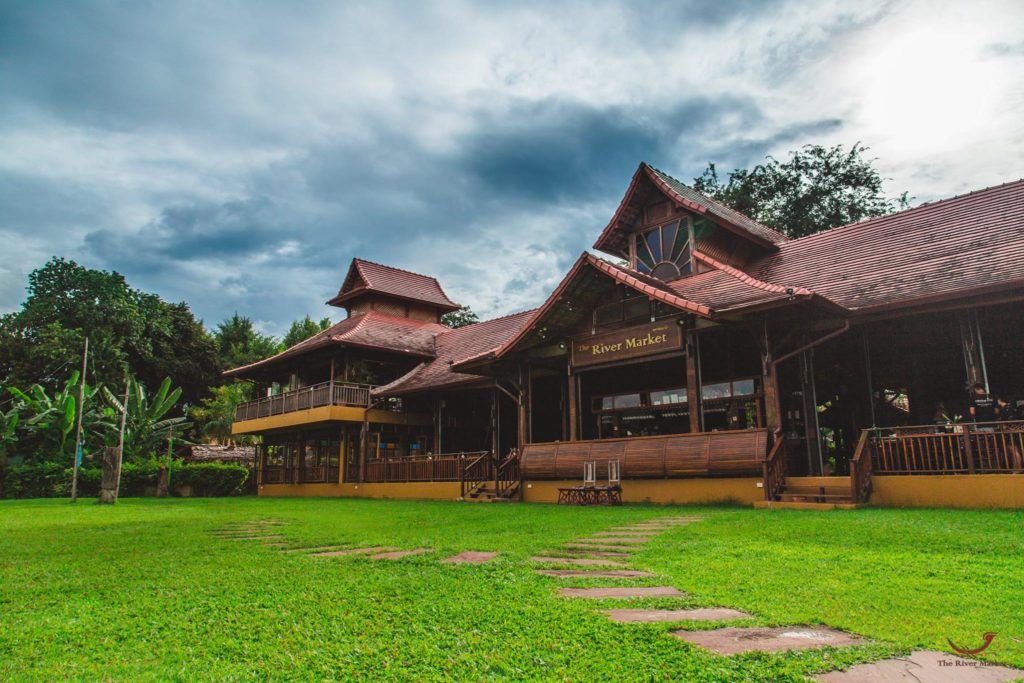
xmin=233 ymin=406 xmax=431 ymax=435
xmin=871 ymin=474 xmax=1024 ymax=509
xmin=258 ymin=481 xmax=463 ymax=501
xmin=523 ymin=478 xmax=763 ymax=505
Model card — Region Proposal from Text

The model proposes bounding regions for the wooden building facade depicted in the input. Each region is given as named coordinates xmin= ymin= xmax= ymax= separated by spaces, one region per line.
xmin=229 ymin=163 xmax=1024 ymax=508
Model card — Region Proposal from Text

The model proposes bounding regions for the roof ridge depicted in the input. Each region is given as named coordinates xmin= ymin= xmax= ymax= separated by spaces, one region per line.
xmin=645 ymin=163 xmax=779 ymax=235
xmin=780 ymin=178 xmax=1024 ymax=247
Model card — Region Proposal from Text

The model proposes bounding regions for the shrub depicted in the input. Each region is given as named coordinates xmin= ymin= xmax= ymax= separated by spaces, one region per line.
xmin=1 ymin=460 xmax=250 ymax=498
xmin=174 ymin=462 xmax=249 ymax=496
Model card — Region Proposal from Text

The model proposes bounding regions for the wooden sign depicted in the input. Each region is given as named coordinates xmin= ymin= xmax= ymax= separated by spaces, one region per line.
xmin=571 ymin=320 xmax=683 ymax=368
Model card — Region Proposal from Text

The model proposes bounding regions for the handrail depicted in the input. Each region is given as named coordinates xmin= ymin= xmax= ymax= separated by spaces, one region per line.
xmin=496 ymin=449 xmax=521 ymax=499
xmin=361 ymin=451 xmax=483 ymax=483
xmin=460 ymin=451 xmax=494 ymax=498
xmin=849 ymin=429 xmax=873 ymax=503
xmin=235 ymin=381 xmax=377 ymax=421
xmin=762 ymin=431 xmax=787 ymax=501
xmin=867 ymin=420 xmax=1024 ymax=474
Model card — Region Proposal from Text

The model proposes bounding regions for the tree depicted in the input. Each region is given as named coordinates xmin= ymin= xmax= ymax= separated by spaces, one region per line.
xmin=441 ymin=305 xmax=479 ymax=329
xmin=190 ymin=383 xmax=255 ymax=445
xmin=692 ymin=143 xmax=911 ymax=239
xmin=0 ymin=258 xmax=220 ymax=406
xmin=102 ymin=377 xmax=188 ymax=462
xmin=214 ymin=313 xmax=281 ymax=370
xmin=282 ymin=315 xmax=332 ymax=349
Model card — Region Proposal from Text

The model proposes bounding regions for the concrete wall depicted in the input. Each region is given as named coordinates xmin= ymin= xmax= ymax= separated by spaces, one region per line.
xmin=871 ymin=475 xmax=1024 ymax=509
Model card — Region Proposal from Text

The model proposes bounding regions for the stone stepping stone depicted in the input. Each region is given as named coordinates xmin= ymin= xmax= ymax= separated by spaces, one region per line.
xmin=225 ymin=535 xmax=285 ymax=541
xmin=560 ymin=550 xmax=631 ymax=558
xmin=442 ymin=551 xmax=498 ymax=564
xmin=368 ymin=548 xmax=433 ymax=560
xmin=312 ymin=546 xmax=395 ymax=557
xmin=577 ymin=537 xmax=650 ymax=544
xmin=592 ymin=531 xmax=659 ymax=537
xmin=536 ymin=569 xmax=655 ymax=578
xmin=279 ymin=545 xmax=350 ymax=554
xmin=559 ymin=586 xmax=685 ymax=599
xmin=671 ymin=626 xmax=866 ymax=656
xmin=530 ymin=556 xmax=626 ymax=567
xmin=262 ymin=542 xmax=289 ymax=548
xmin=564 ymin=544 xmax=640 ymax=553
xmin=604 ymin=607 xmax=751 ymax=623
xmin=814 ymin=650 xmax=1024 ymax=682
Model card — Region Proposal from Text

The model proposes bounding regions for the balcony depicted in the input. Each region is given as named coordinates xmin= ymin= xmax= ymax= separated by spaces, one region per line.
xmin=234 ymin=381 xmax=379 ymax=422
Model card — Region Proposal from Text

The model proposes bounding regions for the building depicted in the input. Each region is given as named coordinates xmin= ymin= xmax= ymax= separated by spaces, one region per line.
xmin=228 ymin=163 xmax=1024 ymax=508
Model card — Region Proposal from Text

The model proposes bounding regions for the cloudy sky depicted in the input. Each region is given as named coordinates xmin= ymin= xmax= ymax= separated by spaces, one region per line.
xmin=2 ymin=0 xmax=1023 ymax=335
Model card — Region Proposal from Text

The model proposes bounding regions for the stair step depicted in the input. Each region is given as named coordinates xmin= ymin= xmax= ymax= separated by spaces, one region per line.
xmin=777 ymin=492 xmax=853 ymax=503
xmin=784 ymin=476 xmax=851 ymax=487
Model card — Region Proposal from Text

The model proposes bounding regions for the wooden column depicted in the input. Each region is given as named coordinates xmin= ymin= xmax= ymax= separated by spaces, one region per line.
xmin=567 ymin=368 xmax=578 ymax=441
xmin=799 ymin=351 xmax=822 ymax=475
xmin=686 ymin=331 xmax=701 ymax=433
xmin=293 ymin=430 xmax=303 ymax=484
xmin=358 ymin=415 xmax=368 ymax=483
xmin=338 ymin=427 xmax=346 ymax=483
xmin=491 ymin=388 xmax=500 ymax=456
xmin=517 ymin=365 xmax=528 ymax=450
xmin=759 ymin=323 xmax=782 ymax=435
xmin=959 ymin=309 xmax=988 ymax=391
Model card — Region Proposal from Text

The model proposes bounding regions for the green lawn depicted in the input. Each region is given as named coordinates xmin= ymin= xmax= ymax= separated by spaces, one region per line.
xmin=1 ymin=498 xmax=1022 ymax=681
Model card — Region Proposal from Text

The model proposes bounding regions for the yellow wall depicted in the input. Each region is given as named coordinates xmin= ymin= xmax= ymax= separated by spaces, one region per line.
xmin=871 ymin=475 xmax=1024 ymax=509
xmin=523 ymin=478 xmax=762 ymax=505
xmin=232 ymin=406 xmax=431 ymax=435
xmin=258 ymin=482 xmax=462 ymax=501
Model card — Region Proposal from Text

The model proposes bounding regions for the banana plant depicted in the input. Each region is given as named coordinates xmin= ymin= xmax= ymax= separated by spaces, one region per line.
xmin=8 ymin=373 xmax=82 ymax=463
xmin=0 ymin=392 xmax=20 ymax=477
xmin=103 ymin=377 xmax=189 ymax=461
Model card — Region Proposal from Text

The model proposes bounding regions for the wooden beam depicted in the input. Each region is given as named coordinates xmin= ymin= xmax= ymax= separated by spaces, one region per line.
xmin=567 ymin=368 xmax=578 ymax=441
xmin=686 ymin=331 xmax=701 ymax=433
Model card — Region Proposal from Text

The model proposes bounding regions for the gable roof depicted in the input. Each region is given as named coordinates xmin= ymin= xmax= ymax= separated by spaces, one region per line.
xmin=326 ymin=258 xmax=461 ymax=311
xmin=593 ymin=162 xmax=788 ymax=258
xmin=224 ymin=310 xmax=448 ymax=378
xmin=373 ymin=309 xmax=536 ymax=396
xmin=748 ymin=178 xmax=1024 ymax=312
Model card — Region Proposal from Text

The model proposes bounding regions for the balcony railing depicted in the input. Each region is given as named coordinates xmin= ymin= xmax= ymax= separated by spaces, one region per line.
xmin=347 ymin=452 xmax=487 ymax=483
xmin=235 ymin=381 xmax=376 ymax=422
xmin=866 ymin=420 xmax=1024 ymax=474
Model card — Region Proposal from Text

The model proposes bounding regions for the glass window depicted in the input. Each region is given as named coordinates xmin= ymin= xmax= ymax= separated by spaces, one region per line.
xmin=634 ymin=219 xmax=692 ymax=281
xmin=650 ymin=388 xmax=686 ymax=405
xmin=614 ymin=393 xmax=642 ymax=409
xmin=622 ymin=298 xmax=649 ymax=321
xmin=733 ymin=379 xmax=756 ymax=396
xmin=702 ymin=382 xmax=732 ymax=399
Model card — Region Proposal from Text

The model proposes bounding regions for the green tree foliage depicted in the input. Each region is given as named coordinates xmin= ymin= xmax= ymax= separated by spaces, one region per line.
xmin=441 ymin=305 xmax=479 ymax=329
xmin=102 ymin=377 xmax=188 ymax=462
xmin=282 ymin=315 xmax=332 ymax=349
xmin=692 ymin=143 xmax=911 ymax=239
xmin=190 ymin=383 xmax=255 ymax=445
xmin=0 ymin=258 xmax=220 ymax=405
xmin=215 ymin=313 xmax=281 ymax=370
xmin=6 ymin=372 xmax=113 ymax=465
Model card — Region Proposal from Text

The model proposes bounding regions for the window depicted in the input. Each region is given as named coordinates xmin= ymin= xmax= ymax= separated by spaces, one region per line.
xmin=635 ymin=219 xmax=693 ymax=280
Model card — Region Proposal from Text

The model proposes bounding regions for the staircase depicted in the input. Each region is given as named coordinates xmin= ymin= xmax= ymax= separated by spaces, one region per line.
xmin=459 ymin=450 xmax=521 ymax=502
xmin=463 ymin=483 xmax=519 ymax=502
xmin=754 ymin=476 xmax=860 ymax=510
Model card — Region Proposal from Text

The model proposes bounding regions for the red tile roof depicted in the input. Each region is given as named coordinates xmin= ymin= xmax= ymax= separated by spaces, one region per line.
xmin=374 ymin=309 xmax=536 ymax=396
xmin=224 ymin=310 xmax=448 ymax=377
xmin=327 ymin=258 xmax=461 ymax=311
xmin=593 ymin=163 xmax=787 ymax=257
xmin=748 ymin=179 xmax=1024 ymax=312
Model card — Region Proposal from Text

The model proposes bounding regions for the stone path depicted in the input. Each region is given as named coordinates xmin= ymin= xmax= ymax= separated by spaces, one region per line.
xmin=442 ymin=551 xmax=498 ymax=564
xmin=815 ymin=650 xmax=1024 ymax=682
xmin=530 ymin=556 xmax=626 ymax=567
xmin=604 ymin=608 xmax=751 ymax=623
xmin=537 ymin=569 xmax=655 ymax=578
xmin=671 ymin=626 xmax=867 ymax=655
xmin=559 ymin=586 xmax=685 ymax=598
xmin=311 ymin=546 xmax=395 ymax=557
xmin=368 ymin=548 xmax=433 ymax=560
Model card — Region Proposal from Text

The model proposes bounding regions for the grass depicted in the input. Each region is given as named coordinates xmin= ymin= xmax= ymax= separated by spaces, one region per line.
xmin=1 ymin=497 xmax=1022 ymax=681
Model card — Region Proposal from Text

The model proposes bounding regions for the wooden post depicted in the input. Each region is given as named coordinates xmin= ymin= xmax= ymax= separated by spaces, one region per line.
xmin=799 ymin=351 xmax=822 ymax=475
xmin=71 ymin=336 xmax=88 ymax=503
xmin=959 ymin=309 xmax=988 ymax=392
xmin=338 ymin=427 xmax=346 ymax=483
xmin=686 ymin=331 xmax=701 ymax=433
xmin=962 ymin=423 xmax=977 ymax=474
xmin=517 ymin=366 xmax=529 ymax=450
xmin=329 ymin=358 xmax=335 ymax=405
xmin=759 ymin=324 xmax=782 ymax=436
xmin=567 ymin=368 xmax=578 ymax=441
xmin=358 ymin=413 xmax=368 ymax=482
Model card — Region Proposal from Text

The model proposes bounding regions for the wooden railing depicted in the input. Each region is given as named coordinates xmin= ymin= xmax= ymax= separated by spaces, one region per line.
xmin=762 ymin=432 xmax=787 ymax=501
xmin=460 ymin=451 xmax=495 ymax=498
xmin=868 ymin=421 xmax=1024 ymax=474
xmin=259 ymin=465 xmax=339 ymax=485
xmin=496 ymin=450 xmax=521 ymax=500
xmin=235 ymin=381 xmax=375 ymax=421
xmin=849 ymin=429 xmax=873 ymax=503
xmin=262 ymin=466 xmax=289 ymax=484
xmin=359 ymin=452 xmax=482 ymax=483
